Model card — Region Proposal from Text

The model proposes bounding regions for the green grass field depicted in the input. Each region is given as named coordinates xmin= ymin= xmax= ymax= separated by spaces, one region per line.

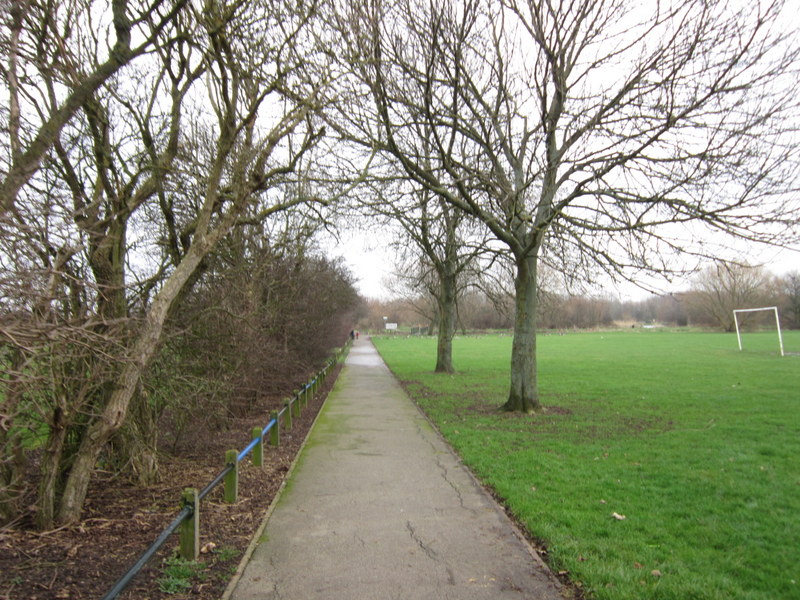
xmin=373 ymin=330 xmax=800 ymax=600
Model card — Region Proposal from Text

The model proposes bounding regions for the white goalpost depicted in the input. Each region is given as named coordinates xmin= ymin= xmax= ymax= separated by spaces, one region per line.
xmin=732 ymin=307 xmax=785 ymax=357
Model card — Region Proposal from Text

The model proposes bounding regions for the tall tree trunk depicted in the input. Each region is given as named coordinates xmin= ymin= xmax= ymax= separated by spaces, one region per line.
xmin=434 ymin=268 xmax=457 ymax=373
xmin=36 ymin=218 xmax=131 ymax=527
xmin=56 ymin=237 xmax=211 ymax=525
xmin=427 ymin=318 xmax=437 ymax=335
xmin=0 ymin=351 xmax=28 ymax=525
xmin=0 ymin=360 xmax=28 ymax=525
xmin=0 ymin=427 xmax=26 ymax=526
xmin=503 ymin=252 xmax=541 ymax=413
xmin=111 ymin=391 xmax=161 ymax=486
xmin=0 ymin=434 xmax=26 ymax=526
xmin=37 ymin=409 xmax=70 ymax=529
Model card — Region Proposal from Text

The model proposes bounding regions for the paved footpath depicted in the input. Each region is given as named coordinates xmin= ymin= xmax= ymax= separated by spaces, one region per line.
xmin=226 ymin=338 xmax=566 ymax=600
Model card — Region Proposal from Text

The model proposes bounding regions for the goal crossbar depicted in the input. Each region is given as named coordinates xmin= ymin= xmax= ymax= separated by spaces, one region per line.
xmin=733 ymin=306 xmax=784 ymax=357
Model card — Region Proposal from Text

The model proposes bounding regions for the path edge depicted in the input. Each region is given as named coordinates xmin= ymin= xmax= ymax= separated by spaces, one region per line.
xmin=373 ymin=343 xmax=568 ymax=597
xmin=220 ymin=366 xmax=347 ymax=600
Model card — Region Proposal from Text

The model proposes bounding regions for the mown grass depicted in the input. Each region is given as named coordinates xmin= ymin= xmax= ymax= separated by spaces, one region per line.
xmin=373 ymin=330 xmax=800 ymax=600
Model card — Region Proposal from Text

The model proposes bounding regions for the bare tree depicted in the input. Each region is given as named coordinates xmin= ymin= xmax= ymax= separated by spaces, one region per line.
xmin=57 ymin=0 xmax=332 ymax=526
xmin=334 ymin=0 xmax=800 ymax=411
xmin=1 ymin=0 xmax=333 ymax=527
xmin=0 ymin=0 xmax=187 ymax=215
xmin=689 ymin=262 xmax=774 ymax=331
xmin=779 ymin=271 xmax=800 ymax=329
xmin=387 ymin=248 xmax=440 ymax=333
xmin=374 ymin=181 xmax=488 ymax=372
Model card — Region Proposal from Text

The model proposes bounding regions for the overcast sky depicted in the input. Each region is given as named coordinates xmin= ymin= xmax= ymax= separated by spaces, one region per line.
xmin=324 ymin=226 xmax=800 ymax=302
xmin=317 ymin=0 xmax=800 ymax=302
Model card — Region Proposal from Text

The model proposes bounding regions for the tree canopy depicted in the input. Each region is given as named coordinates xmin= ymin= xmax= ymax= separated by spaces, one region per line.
xmin=1 ymin=0 xmax=798 ymax=529
xmin=329 ymin=0 xmax=800 ymax=411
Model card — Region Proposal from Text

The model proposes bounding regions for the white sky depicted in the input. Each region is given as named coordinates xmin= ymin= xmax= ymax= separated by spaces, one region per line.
xmin=324 ymin=228 xmax=398 ymax=300
xmin=319 ymin=0 xmax=800 ymax=302
xmin=325 ymin=226 xmax=800 ymax=302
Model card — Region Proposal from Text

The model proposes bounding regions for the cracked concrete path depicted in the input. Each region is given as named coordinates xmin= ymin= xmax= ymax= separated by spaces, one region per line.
xmin=226 ymin=338 xmax=566 ymax=600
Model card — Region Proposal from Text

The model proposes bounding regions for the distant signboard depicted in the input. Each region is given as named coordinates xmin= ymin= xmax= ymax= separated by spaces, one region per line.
xmin=385 ymin=322 xmax=398 ymax=330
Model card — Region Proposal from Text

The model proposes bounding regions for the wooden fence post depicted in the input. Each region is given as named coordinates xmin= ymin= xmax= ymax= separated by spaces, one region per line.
xmin=284 ymin=399 xmax=292 ymax=430
xmin=180 ymin=488 xmax=199 ymax=560
xmin=270 ymin=410 xmax=279 ymax=446
xmin=252 ymin=427 xmax=263 ymax=467
xmin=293 ymin=394 xmax=301 ymax=418
xmin=224 ymin=450 xmax=238 ymax=504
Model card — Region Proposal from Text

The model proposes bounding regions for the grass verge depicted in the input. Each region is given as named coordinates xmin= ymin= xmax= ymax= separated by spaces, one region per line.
xmin=373 ymin=330 xmax=800 ymax=600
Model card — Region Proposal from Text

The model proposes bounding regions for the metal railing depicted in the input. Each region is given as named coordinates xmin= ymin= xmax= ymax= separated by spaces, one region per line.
xmin=101 ymin=340 xmax=352 ymax=600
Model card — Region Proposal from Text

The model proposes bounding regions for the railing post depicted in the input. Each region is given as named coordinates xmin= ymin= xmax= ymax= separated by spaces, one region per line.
xmin=252 ymin=427 xmax=263 ymax=467
xmin=179 ymin=488 xmax=199 ymax=560
xmin=293 ymin=393 xmax=301 ymax=418
xmin=96 ymin=340 xmax=351 ymax=600
xmin=224 ymin=450 xmax=238 ymax=504
xmin=284 ymin=399 xmax=293 ymax=430
xmin=270 ymin=411 xmax=280 ymax=446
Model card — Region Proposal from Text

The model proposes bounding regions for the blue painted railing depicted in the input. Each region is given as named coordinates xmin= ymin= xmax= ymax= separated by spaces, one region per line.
xmin=100 ymin=340 xmax=352 ymax=600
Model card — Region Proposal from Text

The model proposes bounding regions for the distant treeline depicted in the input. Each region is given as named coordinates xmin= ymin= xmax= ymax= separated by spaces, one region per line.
xmin=363 ymin=266 xmax=800 ymax=333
